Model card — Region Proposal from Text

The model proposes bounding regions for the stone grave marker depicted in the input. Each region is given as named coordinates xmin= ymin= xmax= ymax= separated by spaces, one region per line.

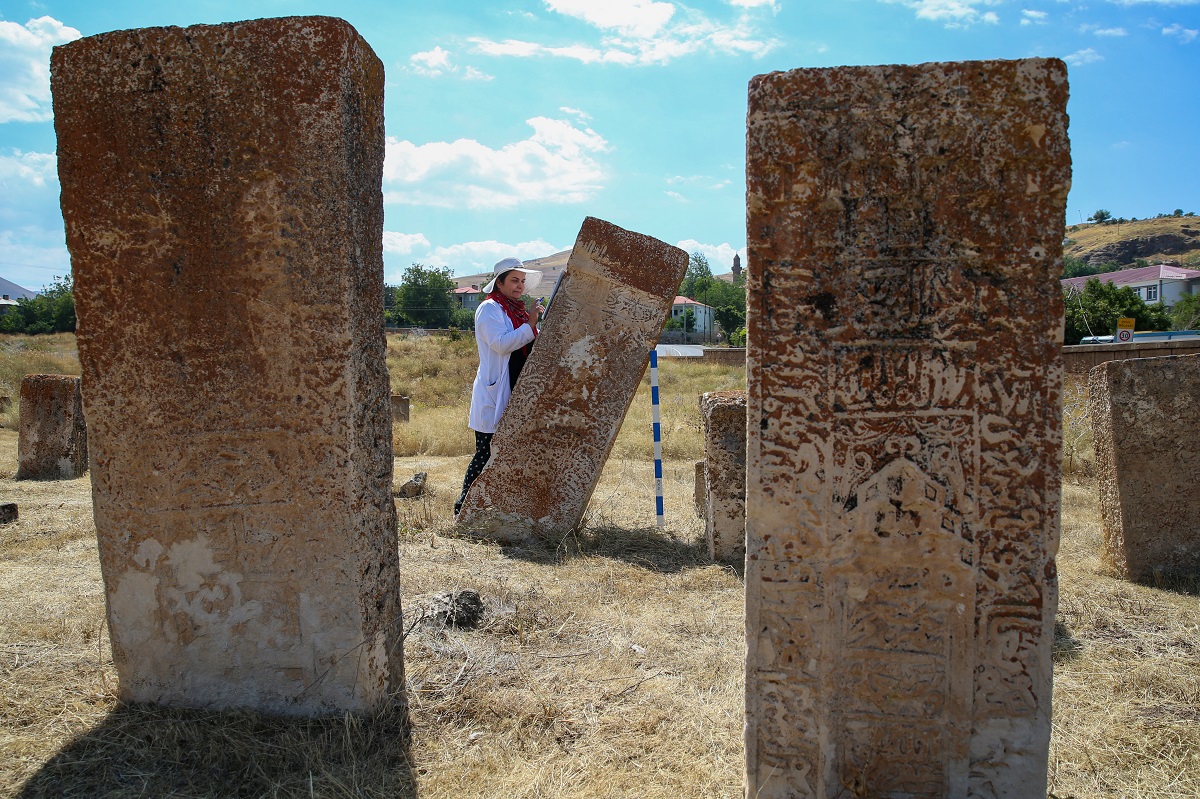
xmin=700 ymin=390 xmax=746 ymax=563
xmin=745 ymin=59 xmax=1069 ymax=797
xmin=15 ymin=374 xmax=87 ymax=480
xmin=456 ymin=217 xmax=688 ymax=540
xmin=52 ymin=16 xmax=403 ymax=715
xmin=1089 ymin=354 xmax=1200 ymax=582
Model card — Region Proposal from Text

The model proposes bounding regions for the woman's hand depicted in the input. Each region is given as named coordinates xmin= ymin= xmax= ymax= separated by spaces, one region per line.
xmin=531 ymin=302 xmax=544 ymax=325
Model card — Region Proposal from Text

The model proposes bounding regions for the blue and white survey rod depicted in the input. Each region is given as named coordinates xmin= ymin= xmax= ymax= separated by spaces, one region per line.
xmin=649 ymin=348 xmax=665 ymax=528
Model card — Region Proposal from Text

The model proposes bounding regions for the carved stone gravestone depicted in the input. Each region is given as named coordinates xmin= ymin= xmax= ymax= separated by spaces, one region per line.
xmin=700 ymin=390 xmax=746 ymax=563
xmin=1089 ymin=354 xmax=1200 ymax=582
xmin=456 ymin=217 xmax=688 ymax=540
xmin=15 ymin=374 xmax=87 ymax=480
xmin=745 ymin=59 xmax=1069 ymax=798
xmin=52 ymin=17 xmax=403 ymax=715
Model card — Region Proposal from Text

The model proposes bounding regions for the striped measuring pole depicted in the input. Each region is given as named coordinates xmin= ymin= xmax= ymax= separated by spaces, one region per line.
xmin=649 ymin=348 xmax=665 ymax=528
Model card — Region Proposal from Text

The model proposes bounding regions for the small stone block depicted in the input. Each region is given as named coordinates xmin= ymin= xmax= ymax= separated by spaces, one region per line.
xmin=391 ymin=394 xmax=410 ymax=423
xmin=700 ymin=390 xmax=746 ymax=563
xmin=1089 ymin=354 xmax=1200 ymax=582
xmin=0 ymin=503 xmax=18 ymax=524
xmin=15 ymin=374 xmax=87 ymax=480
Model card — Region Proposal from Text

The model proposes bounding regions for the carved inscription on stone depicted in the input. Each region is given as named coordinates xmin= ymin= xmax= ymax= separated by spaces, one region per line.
xmin=745 ymin=59 xmax=1068 ymax=798
xmin=1089 ymin=354 xmax=1200 ymax=582
xmin=457 ymin=217 xmax=688 ymax=540
xmin=700 ymin=391 xmax=747 ymax=563
xmin=52 ymin=17 xmax=402 ymax=715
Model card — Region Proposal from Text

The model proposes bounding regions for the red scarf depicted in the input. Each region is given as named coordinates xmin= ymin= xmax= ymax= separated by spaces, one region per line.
xmin=488 ymin=290 xmax=538 ymax=356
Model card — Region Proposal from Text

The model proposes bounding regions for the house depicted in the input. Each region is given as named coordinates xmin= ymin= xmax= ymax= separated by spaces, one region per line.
xmin=671 ymin=295 xmax=715 ymax=336
xmin=452 ymin=285 xmax=483 ymax=312
xmin=1060 ymin=263 xmax=1200 ymax=308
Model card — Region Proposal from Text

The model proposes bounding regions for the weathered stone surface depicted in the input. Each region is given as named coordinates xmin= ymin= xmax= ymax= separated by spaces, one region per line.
xmin=391 ymin=394 xmax=410 ymax=423
xmin=745 ymin=59 xmax=1068 ymax=798
xmin=52 ymin=16 xmax=402 ymax=716
xmin=693 ymin=459 xmax=706 ymax=518
xmin=700 ymin=391 xmax=746 ymax=563
xmin=15 ymin=374 xmax=87 ymax=480
xmin=457 ymin=217 xmax=688 ymax=540
xmin=1089 ymin=354 xmax=1200 ymax=582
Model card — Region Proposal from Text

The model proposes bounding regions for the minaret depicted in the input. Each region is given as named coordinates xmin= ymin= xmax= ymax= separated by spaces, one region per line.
xmin=732 ymin=253 xmax=742 ymax=279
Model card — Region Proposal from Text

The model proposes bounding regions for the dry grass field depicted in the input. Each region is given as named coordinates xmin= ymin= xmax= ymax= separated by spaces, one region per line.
xmin=0 ymin=334 xmax=1198 ymax=798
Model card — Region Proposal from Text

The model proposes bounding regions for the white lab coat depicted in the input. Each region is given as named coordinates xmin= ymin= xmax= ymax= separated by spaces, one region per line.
xmin=468 ymin=298 xmax=536 ymax=433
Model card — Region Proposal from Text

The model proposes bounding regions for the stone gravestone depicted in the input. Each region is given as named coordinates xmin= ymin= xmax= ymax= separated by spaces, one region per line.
xmin=745 ymin=59 xmax=1069 ymax=798
xmin=391 ymin=394 xmax=410 ymax=423
xmin=699 ymin=390 xmax=746 ymax=563
xmin=52 ymin=17 xmax=403 ymax=715
xmin=457 ymin=217 xmax=688 ymax=540
xmin=1089 ymin=354 xmax=1200 ymax=582
xmin=15 ymin=374 xmax=87 ymax=480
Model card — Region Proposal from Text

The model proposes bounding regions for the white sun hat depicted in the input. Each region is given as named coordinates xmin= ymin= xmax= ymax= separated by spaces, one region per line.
xmin=482 ymin=257 xmax=543 ymax=294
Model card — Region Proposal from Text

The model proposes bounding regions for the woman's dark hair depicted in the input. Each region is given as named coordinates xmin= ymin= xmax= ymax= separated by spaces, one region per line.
xmin=496 ymin=270 xmax=517 ymax=285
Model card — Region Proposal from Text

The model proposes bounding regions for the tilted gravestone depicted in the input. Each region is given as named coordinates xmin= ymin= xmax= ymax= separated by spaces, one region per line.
xmin=1089 ymin=354 xmax=1200 ymax=582
xmin=745 ymin=59 xmax=1069 ymax=798
xmin=52 ymin=17 xmax=403 ymax=715
xmin=456 ymin=217 xmax=688 ymax=541
xmin=699 ymin=390 xmax=746 ymax=563
xmin=15 ymin=374 xmax=87 ymax=480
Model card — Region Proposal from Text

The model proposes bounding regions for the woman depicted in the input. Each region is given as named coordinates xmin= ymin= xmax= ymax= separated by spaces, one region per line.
xmin=454 ymin=257 xmax=545 ymax=516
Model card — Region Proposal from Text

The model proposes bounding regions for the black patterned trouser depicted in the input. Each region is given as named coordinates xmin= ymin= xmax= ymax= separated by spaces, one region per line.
xmin=455 ymin=431 xmax=493 ymax=515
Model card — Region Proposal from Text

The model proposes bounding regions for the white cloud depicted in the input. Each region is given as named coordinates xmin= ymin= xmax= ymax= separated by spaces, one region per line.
xmin=666 ymin=190 xmax=689 ymax=202
xmin=383 ymin=116 xmax=609 ymax=209
xmin=1094 ymin=26 xmax=1128 ymax=35
xmin=407 ymin=46 xmax=495 ymax=80
xmin=547 ymin=0 xmax=676 ymax=38
xmin=560 ymin=106 xmax=592 ymax=120
xmin=426 ymin=238 xmax=561 ymax=273
xmin=1108 ymin=0 xmax=1199 ymax=5
xmin=1163 ymin=23 xmax=1199 ymax=42
xmin=1064 ymin=47 xmax=1104 ymax=64
xmin=382 ymin=232 xmax=430 ymax=254
xmin=0 ymin=16 xmax=81 ymax=123
xmin=0 ymin=149 xmax=56 ymax=185
xmin=881 ymin=0 xmax=1003 ymax=27
xmin=471 ymin=1 xmax=778 ymax=66
xmin=729 ymin=0 xmax=778 ymax=8
xmin=1021 ymin=9 xmax=1048 ymax=24
xmin=675 ymin=239 xmax=745 ymax=271
xmin=0 ymin=229 xmax=69 ymax=292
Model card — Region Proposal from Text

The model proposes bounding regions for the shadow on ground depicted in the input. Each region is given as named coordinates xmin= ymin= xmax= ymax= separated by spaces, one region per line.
xmin=1053 ymin=618 xmax=1084 ymax=663
xmin=17 ymin=698 xmax=417 ymax=799
xmin=499 ymin=524 xmax=740 ymax=575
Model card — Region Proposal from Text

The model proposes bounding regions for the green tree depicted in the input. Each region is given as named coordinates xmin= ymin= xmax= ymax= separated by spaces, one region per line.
xmin=713 ymin=304 xmax=745 ymax=338
xmin=1089 ymin=209 xmax=1112 ymax=223
xmin=0 ymin=274 xmax=75 ymax=334
xmin=1169 ymin=293 xmax=1200 ymax=331
xmin=1062 ymin=278 xmax=1171 ymax=344
xmin=393 ymin=263 xmax=456 ymax=328
xmin=680 ymin=251 xmax=713 ymax=299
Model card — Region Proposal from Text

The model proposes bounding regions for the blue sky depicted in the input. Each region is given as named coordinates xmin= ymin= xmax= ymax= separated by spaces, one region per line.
xmin=0 ymin=0 xmax=1197 ymax=291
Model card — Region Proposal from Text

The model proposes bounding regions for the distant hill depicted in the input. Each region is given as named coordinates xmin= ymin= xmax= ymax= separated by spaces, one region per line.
xmin=0 ymin=277 xmax=38 ymax=300
xmin=1064 ymin=216 xmax=1200 ymax=269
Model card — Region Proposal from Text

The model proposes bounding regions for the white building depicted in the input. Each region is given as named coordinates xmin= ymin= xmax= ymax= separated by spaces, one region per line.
xmin=1061 ymin=263 xmax=1200 ymax=308
xmin=671 ymin=295 xmax=715 ymax=337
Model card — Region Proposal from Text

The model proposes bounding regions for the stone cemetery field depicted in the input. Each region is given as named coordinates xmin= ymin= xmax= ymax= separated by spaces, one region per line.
xmin=0 ymin=334 xmax=1198 ymax=797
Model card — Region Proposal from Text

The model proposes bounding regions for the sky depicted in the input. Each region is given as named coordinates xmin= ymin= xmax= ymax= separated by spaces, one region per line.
xmin=0 ymin=0 xmax=1197 ymax=292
